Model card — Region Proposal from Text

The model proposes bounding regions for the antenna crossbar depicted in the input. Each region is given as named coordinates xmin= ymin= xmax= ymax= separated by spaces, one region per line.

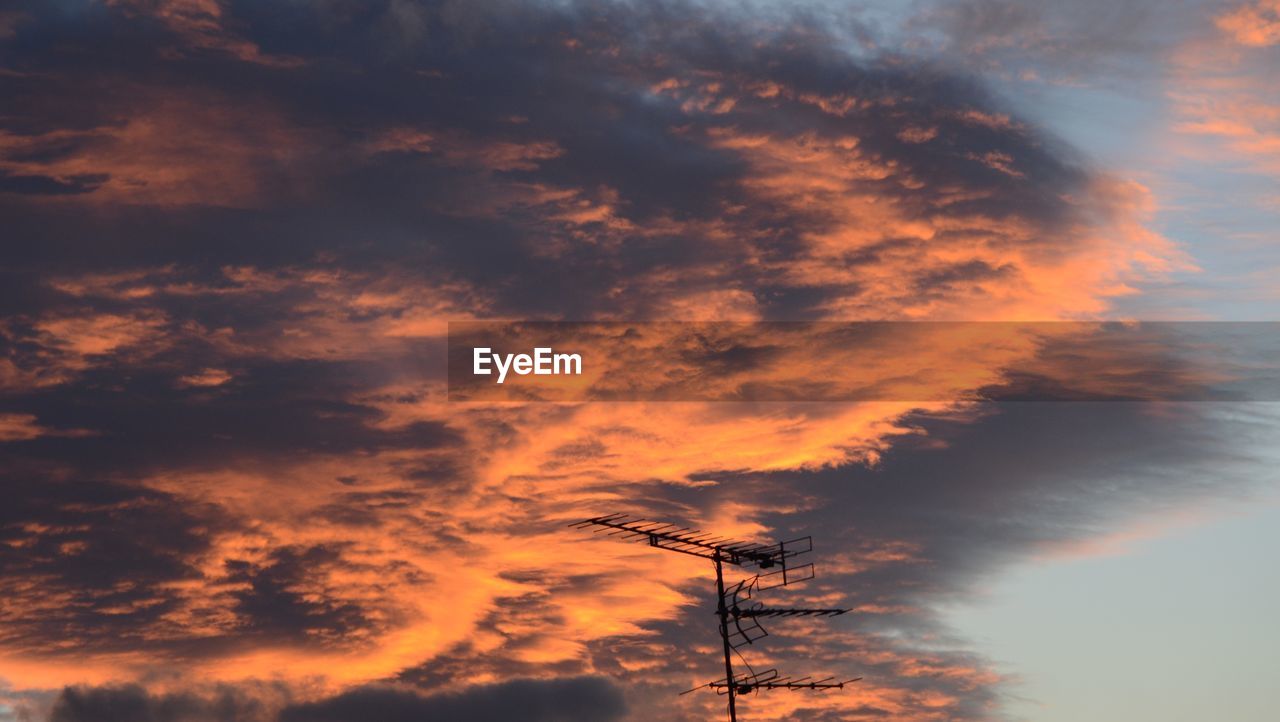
xmin=572 ymin=513 xmax=810 ymax=569
xmin=710 ymin=677 xmax=863 ymax=693
xmin=734 ymin=607 xmax=850 ymax=618
xmin=688 ymin=669 xmax=864 ymax=695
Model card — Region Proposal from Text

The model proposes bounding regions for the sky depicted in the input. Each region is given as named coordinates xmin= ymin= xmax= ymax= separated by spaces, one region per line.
xmin=1 ymin=1 xmax=1278 ymax=721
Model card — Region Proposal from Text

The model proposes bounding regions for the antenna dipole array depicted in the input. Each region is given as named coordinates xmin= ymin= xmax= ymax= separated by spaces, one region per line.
xmin=687 ymin=668 xmax=863 ymax=695
xmin=572 ymin=513 xmax=860 ymax=722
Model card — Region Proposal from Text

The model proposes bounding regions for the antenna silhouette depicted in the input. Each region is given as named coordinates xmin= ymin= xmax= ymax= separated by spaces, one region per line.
xmin=572 ymin=513 xmax=860 ymax=722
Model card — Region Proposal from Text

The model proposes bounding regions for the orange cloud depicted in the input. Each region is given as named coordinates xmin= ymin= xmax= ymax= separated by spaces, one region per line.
xmin=1216 ymin=0 xmax=1280 ymax=47
xmin=1 ymin=309 xmax=170 ymax=391
xmin=698 ymin=123 xmax=1184 ymax=321
xmin=0 ymin=95 xmax=318 ymax=207
xmin=1170 ymin=20 xmax=1280 ymax=175
xmin=0 ymin=413 xmax=93 ymax=441
xmin=176 ymin=368 xmax=233 ymax=388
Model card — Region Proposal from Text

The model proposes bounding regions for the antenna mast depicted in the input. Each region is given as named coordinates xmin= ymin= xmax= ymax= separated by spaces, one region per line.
xmin=571 ymin=513 xmax=860 ymax=722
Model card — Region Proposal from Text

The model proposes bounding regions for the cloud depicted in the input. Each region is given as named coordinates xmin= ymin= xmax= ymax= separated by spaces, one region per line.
xmin=1 ymin=0 xmax=1179 ymax=320
xmin=0 ymin=97 xmax=319 ymax=207
xmin=1216 ymin=0 xmax=1280 ymax=47
xmin=49 ymin=685 xmax=263 ymax=722
xmin=0 ymin=413 xmax=93 ymax=441
xmin=103 ymin=0 xmax=303 ymax=67
xmin=900 ymin=0 xmax=1188 ymax=83
xmin=37 ymin=677 xmax=625 ymax=722
xmin=0 ymin=171 xmax=107 ymax=196
xmin=0 ymin=1 xmax=1242 ymax=721
xmin=279 ymin=677 xmax=626 ymax=722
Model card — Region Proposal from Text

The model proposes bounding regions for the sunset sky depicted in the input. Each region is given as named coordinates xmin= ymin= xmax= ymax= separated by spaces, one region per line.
xmin=2 ymin=1 xmax=1278 ymax=721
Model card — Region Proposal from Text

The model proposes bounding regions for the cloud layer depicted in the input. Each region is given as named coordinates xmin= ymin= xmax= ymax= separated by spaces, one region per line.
xmin=1 ymin=2 xmax=1268 ymax=721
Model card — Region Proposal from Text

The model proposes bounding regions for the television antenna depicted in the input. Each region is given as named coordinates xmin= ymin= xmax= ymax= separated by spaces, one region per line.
xmin=572 ymin=513 xmax=860 ymax=722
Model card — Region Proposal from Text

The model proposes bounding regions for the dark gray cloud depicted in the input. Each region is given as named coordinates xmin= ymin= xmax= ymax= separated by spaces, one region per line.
xmin=49 ymin=684 xmax=275 ymax=722
xmin=0 ymin=470 xmax=406 ymax=655
xmin=279 ymin=677 xmax=626 ymax=722
xmin=223 ymin=544 xmax=379 ymax=644
xmin=0 ymin=472 xmax=230 ymax=654
xmin=0 ymin=172 xmax=107 ymax=195
xmin=45 ymin=676 xmax=624 ymax=722
xmin=3 ymin=354 xmax=462 ymax=474
xmin=691 ymin=401 xmax=1272 ymax=629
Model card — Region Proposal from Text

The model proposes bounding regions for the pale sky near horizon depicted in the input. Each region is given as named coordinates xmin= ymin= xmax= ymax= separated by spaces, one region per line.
xmin=846 ymin=1 xmax=1280 ymax=719
xmin=945 ymin=489 xmax=1280 ymax=722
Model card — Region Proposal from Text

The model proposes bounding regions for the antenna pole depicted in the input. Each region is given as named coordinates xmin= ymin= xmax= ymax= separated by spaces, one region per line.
xmin=714 ymin=551 xmax=738 ymax=722
xmin=573 ymin=513 xmax=856 ymax=720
